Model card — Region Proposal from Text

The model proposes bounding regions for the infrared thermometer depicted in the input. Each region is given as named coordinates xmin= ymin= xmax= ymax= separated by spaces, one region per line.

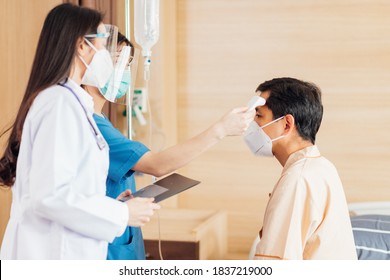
xmin=246 ymin=96 xmax=266 ymax=111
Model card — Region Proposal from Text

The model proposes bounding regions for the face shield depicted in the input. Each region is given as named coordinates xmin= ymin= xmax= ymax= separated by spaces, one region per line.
xmin=81 ymin=24 xmax=119 ymax=92
xmin=101 ymin=46 xmax=140 ymax=104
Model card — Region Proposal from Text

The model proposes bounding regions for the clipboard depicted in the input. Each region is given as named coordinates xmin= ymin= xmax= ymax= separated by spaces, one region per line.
xmin=120 ymin=173 xmax=201 ymax=203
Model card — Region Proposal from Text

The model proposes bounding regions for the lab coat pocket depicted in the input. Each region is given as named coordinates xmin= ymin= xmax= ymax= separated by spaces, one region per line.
xmin=61 ymin=226 xmax=107 ymax=260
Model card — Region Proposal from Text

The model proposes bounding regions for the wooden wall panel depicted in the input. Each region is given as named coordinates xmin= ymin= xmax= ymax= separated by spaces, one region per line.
xmin=177 ymin=0 xmax=390 ymax=257
xmin=0 ymin=0 xmax=62 ymax=152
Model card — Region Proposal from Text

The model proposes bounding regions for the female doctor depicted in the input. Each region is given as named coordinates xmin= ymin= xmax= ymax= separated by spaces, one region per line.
xmin=83 ymin=33 xmax=255 ymax=260
xmin=0 ymin=3 xmax=159 ymax=259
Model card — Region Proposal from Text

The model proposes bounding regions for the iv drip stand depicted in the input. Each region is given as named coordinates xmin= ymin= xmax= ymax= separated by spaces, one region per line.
xmin=125 ymin=0 xmax=132 ymax=140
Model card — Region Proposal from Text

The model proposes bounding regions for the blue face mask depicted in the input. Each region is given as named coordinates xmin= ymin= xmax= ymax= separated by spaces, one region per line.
xmin=116 ymin=70 xmax=131 ymax=99
xmin=100 ymin=69 xmax=131 ymax=101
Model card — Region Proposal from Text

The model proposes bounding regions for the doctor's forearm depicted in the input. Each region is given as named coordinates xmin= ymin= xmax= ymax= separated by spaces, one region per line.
xmin=133 ymin=107 xmax=251 ymax=176
xmin=134 ymin=122 xmax=225 ymax=177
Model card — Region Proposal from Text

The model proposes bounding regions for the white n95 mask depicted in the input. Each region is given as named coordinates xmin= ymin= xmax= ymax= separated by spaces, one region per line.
xmin=80 ymin=38 xmax=114 ymax=89
xmin=244 ymin=117 xmax=285 ymax=157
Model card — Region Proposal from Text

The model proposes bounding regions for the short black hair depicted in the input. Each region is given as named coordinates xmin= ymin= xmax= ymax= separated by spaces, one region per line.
xmin=256 ymin=77 xmax=323 ymax=144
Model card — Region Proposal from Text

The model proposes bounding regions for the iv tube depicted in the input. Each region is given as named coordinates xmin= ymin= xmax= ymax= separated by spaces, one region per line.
xmin=134 ymin=0 xmax=160 ymax=81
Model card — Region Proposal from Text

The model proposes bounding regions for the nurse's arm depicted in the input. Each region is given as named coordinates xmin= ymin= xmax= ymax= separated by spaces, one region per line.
xmin=132 ymin=107 xmax=254 ymax=177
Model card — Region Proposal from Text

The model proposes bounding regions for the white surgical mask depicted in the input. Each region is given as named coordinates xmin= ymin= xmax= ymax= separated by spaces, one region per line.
xmin=80 ymin=38 xmax=114 ymax=89
xmin=244 ymin=116 xmax=285 ymax=157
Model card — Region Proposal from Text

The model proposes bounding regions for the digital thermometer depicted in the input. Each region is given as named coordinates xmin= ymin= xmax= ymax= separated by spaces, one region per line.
xmin=246 ymin=96 xmax=266 ymax=111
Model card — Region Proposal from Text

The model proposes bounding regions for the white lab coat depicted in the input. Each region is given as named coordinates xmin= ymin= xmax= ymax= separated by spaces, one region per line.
xmin=0 ymin=79 xmax=128 ymax=259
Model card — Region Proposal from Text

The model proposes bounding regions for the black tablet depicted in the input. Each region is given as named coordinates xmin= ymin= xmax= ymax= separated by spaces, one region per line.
xmin=119 ymin=173 xmax=200 ymax=203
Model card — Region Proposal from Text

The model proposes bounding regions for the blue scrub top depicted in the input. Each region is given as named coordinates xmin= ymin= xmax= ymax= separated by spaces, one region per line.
xmin=94 ymin=114 xmax=150 ymax=260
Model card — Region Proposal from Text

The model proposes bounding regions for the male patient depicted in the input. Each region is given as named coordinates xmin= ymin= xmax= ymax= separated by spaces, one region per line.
xmin=244 ymin=77 xmax=357 ymax=260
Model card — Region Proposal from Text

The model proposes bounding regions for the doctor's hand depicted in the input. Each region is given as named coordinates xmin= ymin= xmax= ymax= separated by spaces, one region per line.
xmin=125 ymin=197 xmax=161 ymax=227
xmin=213 ymin=107 xmax=255 ymax=139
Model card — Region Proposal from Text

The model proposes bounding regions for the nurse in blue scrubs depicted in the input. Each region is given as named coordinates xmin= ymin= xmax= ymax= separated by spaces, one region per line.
xmin=84 ymin=33 xmax=254 ymax=260
xmin=94 ymin=111 xmax=149 ymax=260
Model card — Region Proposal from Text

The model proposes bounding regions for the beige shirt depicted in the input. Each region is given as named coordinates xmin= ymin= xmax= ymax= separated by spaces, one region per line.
xmin=255 ymin=146 xmax=357 ymax=260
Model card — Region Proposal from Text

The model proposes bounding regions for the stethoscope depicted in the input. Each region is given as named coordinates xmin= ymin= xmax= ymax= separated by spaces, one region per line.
xmin=58 ymin=81 xmax=106 ymax=150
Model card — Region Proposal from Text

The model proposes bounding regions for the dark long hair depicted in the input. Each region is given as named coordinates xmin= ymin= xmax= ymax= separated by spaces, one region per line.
xmin=0 ymin=3 xmax=103 ymax=186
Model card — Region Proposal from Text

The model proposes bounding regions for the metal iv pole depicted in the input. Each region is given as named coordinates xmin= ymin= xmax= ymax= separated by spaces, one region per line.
xmin=125 ymin=0 xmax=132 ymax=140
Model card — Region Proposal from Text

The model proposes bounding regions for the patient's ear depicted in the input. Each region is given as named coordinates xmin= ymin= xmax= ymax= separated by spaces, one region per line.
xmin=284 ymin=114 xmax=295 ymax=134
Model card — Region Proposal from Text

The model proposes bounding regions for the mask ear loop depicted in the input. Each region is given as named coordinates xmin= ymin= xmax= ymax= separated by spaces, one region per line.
xmin=261 ymin=116 xmax=285 ymax=129
xmin=78 ymin=38 xmax=98 ymax=69
xmin=83 ymin=38 xmax=98 ymax=52
xmin=261 ymin=116 xmax=286 ymax=142
xmin=78 ymin=55 xmax=90 ymax=70
xmin=270 ymin=134 xmax=285 ymax=142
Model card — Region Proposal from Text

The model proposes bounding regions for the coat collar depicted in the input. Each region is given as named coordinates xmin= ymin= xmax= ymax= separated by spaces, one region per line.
xmin=66 ymin=78 xmax=94 ymax=113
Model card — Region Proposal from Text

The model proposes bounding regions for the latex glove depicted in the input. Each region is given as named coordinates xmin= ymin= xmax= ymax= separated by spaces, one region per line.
xmin=214 ymin=107 xmax=255 ymax=138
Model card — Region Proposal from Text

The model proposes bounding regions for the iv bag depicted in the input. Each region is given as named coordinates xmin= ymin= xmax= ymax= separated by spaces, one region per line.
xmin=134 ymin=0 xmax=160 ymax=58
